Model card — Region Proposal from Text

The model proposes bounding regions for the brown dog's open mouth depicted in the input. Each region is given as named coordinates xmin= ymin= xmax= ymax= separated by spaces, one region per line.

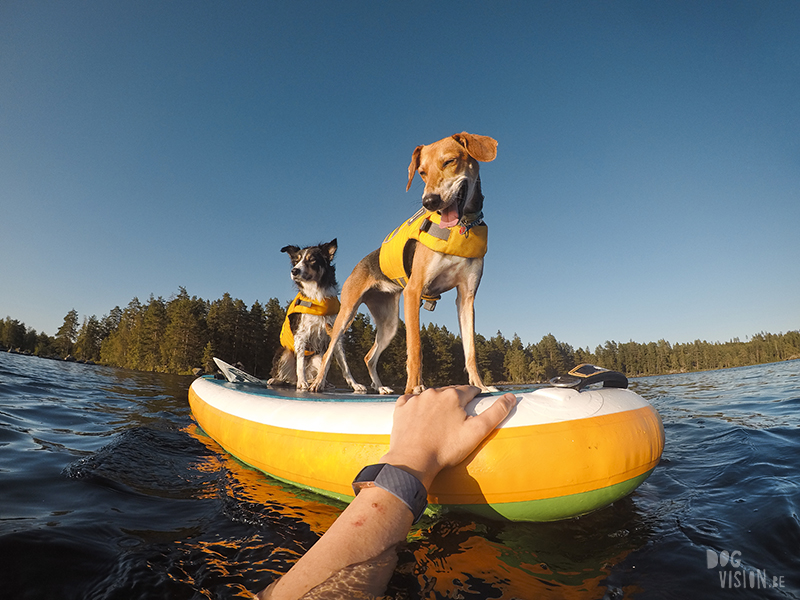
xmin=438 ymin=180 xmax=468 ymax=228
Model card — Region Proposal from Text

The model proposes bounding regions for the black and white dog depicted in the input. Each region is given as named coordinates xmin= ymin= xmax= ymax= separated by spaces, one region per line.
xmin=268 ymin=239 xmax=366 ymax=392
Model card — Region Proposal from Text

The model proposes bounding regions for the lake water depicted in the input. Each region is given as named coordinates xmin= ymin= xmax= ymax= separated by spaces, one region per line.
xmin=1 ymin=351 xmax=798 ymax=599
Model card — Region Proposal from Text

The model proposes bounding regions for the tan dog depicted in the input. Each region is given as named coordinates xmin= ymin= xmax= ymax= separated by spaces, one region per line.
xmin=310 ymin=132 xmax=497 ymax=395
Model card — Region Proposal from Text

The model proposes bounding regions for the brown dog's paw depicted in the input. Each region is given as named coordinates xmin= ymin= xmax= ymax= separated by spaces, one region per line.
xmin=405 ymin=384 xmax=427 ymax=395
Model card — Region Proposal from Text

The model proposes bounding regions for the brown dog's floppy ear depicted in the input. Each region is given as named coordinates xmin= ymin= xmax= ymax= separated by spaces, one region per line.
xmin=280 ymin=245 xmax=300 ymax=259
xmin=451 ymin=132 xmax=498 ymax=162
xmin=406 ymin=145 xmax=423 ymax=191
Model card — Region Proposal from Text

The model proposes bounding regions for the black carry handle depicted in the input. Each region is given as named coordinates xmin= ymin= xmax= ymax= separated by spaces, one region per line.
xmin=549 ymin=363 xmax=628 ymax=391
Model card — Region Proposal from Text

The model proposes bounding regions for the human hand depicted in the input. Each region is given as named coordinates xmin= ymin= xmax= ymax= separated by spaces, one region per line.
xmin=380 ymin=385 xmax=517 ymax=489
xmin=255 ymin=386 xmax=516 ymax=600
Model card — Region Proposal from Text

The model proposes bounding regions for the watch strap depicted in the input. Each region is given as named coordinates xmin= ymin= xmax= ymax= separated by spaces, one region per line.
xmin=352 ymin=463 xmax=428 ymax=523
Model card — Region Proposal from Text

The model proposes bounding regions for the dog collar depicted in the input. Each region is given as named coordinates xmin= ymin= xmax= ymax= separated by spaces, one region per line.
xmin=458 ymin=210 xmax=484 ymax=236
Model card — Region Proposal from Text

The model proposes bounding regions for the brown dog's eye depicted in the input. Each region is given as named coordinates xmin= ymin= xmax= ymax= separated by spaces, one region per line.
xmin=442 ymin=158 xmax=456 ymax=168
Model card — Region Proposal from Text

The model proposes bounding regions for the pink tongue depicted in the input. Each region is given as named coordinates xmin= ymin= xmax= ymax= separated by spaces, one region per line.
xmin=439 ymin=203 xmax=460 ymax=228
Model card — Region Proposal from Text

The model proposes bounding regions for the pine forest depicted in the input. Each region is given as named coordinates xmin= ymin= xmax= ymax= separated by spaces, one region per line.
xmin=2 ymin=287 xmax=799 ymax=386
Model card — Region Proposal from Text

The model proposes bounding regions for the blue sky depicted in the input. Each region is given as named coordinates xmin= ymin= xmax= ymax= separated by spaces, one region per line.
xmin=2 ymin=1 xmax=798 ymax=352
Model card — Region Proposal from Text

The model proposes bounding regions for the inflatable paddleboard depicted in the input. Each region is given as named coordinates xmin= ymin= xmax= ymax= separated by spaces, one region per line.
xmin=188 ymin=363 xmax=664 ymax=522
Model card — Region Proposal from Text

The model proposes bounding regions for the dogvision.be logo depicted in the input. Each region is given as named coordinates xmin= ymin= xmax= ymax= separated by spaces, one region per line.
xmin=706 ymin=550 xmax=785 ymax=590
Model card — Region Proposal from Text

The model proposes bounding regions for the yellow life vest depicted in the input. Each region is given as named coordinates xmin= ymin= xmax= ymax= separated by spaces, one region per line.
xmin=379 ymin=208 xmax=488 ymax=288
xmin=279 ymin=293 xmax=341 ymax=354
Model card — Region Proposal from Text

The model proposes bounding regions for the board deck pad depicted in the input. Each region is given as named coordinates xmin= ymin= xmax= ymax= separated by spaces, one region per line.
xmin=207 ymin=375 xmax=530 ymax=402
xmin=210 ymin=357 xmax=530 ymax=401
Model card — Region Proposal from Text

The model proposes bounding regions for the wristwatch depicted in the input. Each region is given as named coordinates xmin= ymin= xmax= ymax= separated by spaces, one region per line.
xmin=352 ymin=463 xmax=428 ymax=523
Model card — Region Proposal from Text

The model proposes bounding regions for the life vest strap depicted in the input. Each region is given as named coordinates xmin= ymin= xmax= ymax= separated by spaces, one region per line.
xmin=419 ymin=218 xmax=451 ymax=241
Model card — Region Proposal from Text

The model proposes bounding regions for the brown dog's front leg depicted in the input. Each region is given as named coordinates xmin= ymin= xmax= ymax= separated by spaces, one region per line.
xmin=403 ymin=280 xmax=425 ymax=395
xmin=456 ymin=290 xmax=482 ymax=388
xmin=456 ymin=285 xmax=496 ymax=392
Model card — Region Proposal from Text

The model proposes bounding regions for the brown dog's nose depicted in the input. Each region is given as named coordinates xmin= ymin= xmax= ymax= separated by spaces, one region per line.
xmin=422 ymin=193 xmax=443 ymax=211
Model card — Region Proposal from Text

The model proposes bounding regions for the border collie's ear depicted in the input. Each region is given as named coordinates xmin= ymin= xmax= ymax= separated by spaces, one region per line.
xmin=280 ymin=245 xmax=300 ymax=259
xmin=322 ymin=238 xmax=337 ymax=262
xmin=406 ymin=145 xmax=423 ymax=191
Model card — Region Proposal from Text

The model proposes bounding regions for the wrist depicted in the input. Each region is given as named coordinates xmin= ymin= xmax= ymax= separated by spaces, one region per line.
xmin=378 ymin=451 xmax=441 ymax=490
xmin=352 ymin=463 xmax=428 ymax=523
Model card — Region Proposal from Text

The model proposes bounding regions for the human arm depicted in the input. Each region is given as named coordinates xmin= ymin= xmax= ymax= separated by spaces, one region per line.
xmin=256 ymin=385 xmax=517 ymax=599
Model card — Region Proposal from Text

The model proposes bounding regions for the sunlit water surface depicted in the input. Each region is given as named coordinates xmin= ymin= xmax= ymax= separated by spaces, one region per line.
xmin=1 ymin=352 xmax=798 ymax=599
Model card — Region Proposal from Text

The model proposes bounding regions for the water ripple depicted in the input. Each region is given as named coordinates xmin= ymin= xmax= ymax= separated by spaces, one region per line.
xmin=1 ymin=352 xmax=798 ymax=599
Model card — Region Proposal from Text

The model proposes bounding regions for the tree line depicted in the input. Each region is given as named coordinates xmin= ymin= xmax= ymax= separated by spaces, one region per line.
xmin=2 ymin=287 xmax=799 ymax=385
